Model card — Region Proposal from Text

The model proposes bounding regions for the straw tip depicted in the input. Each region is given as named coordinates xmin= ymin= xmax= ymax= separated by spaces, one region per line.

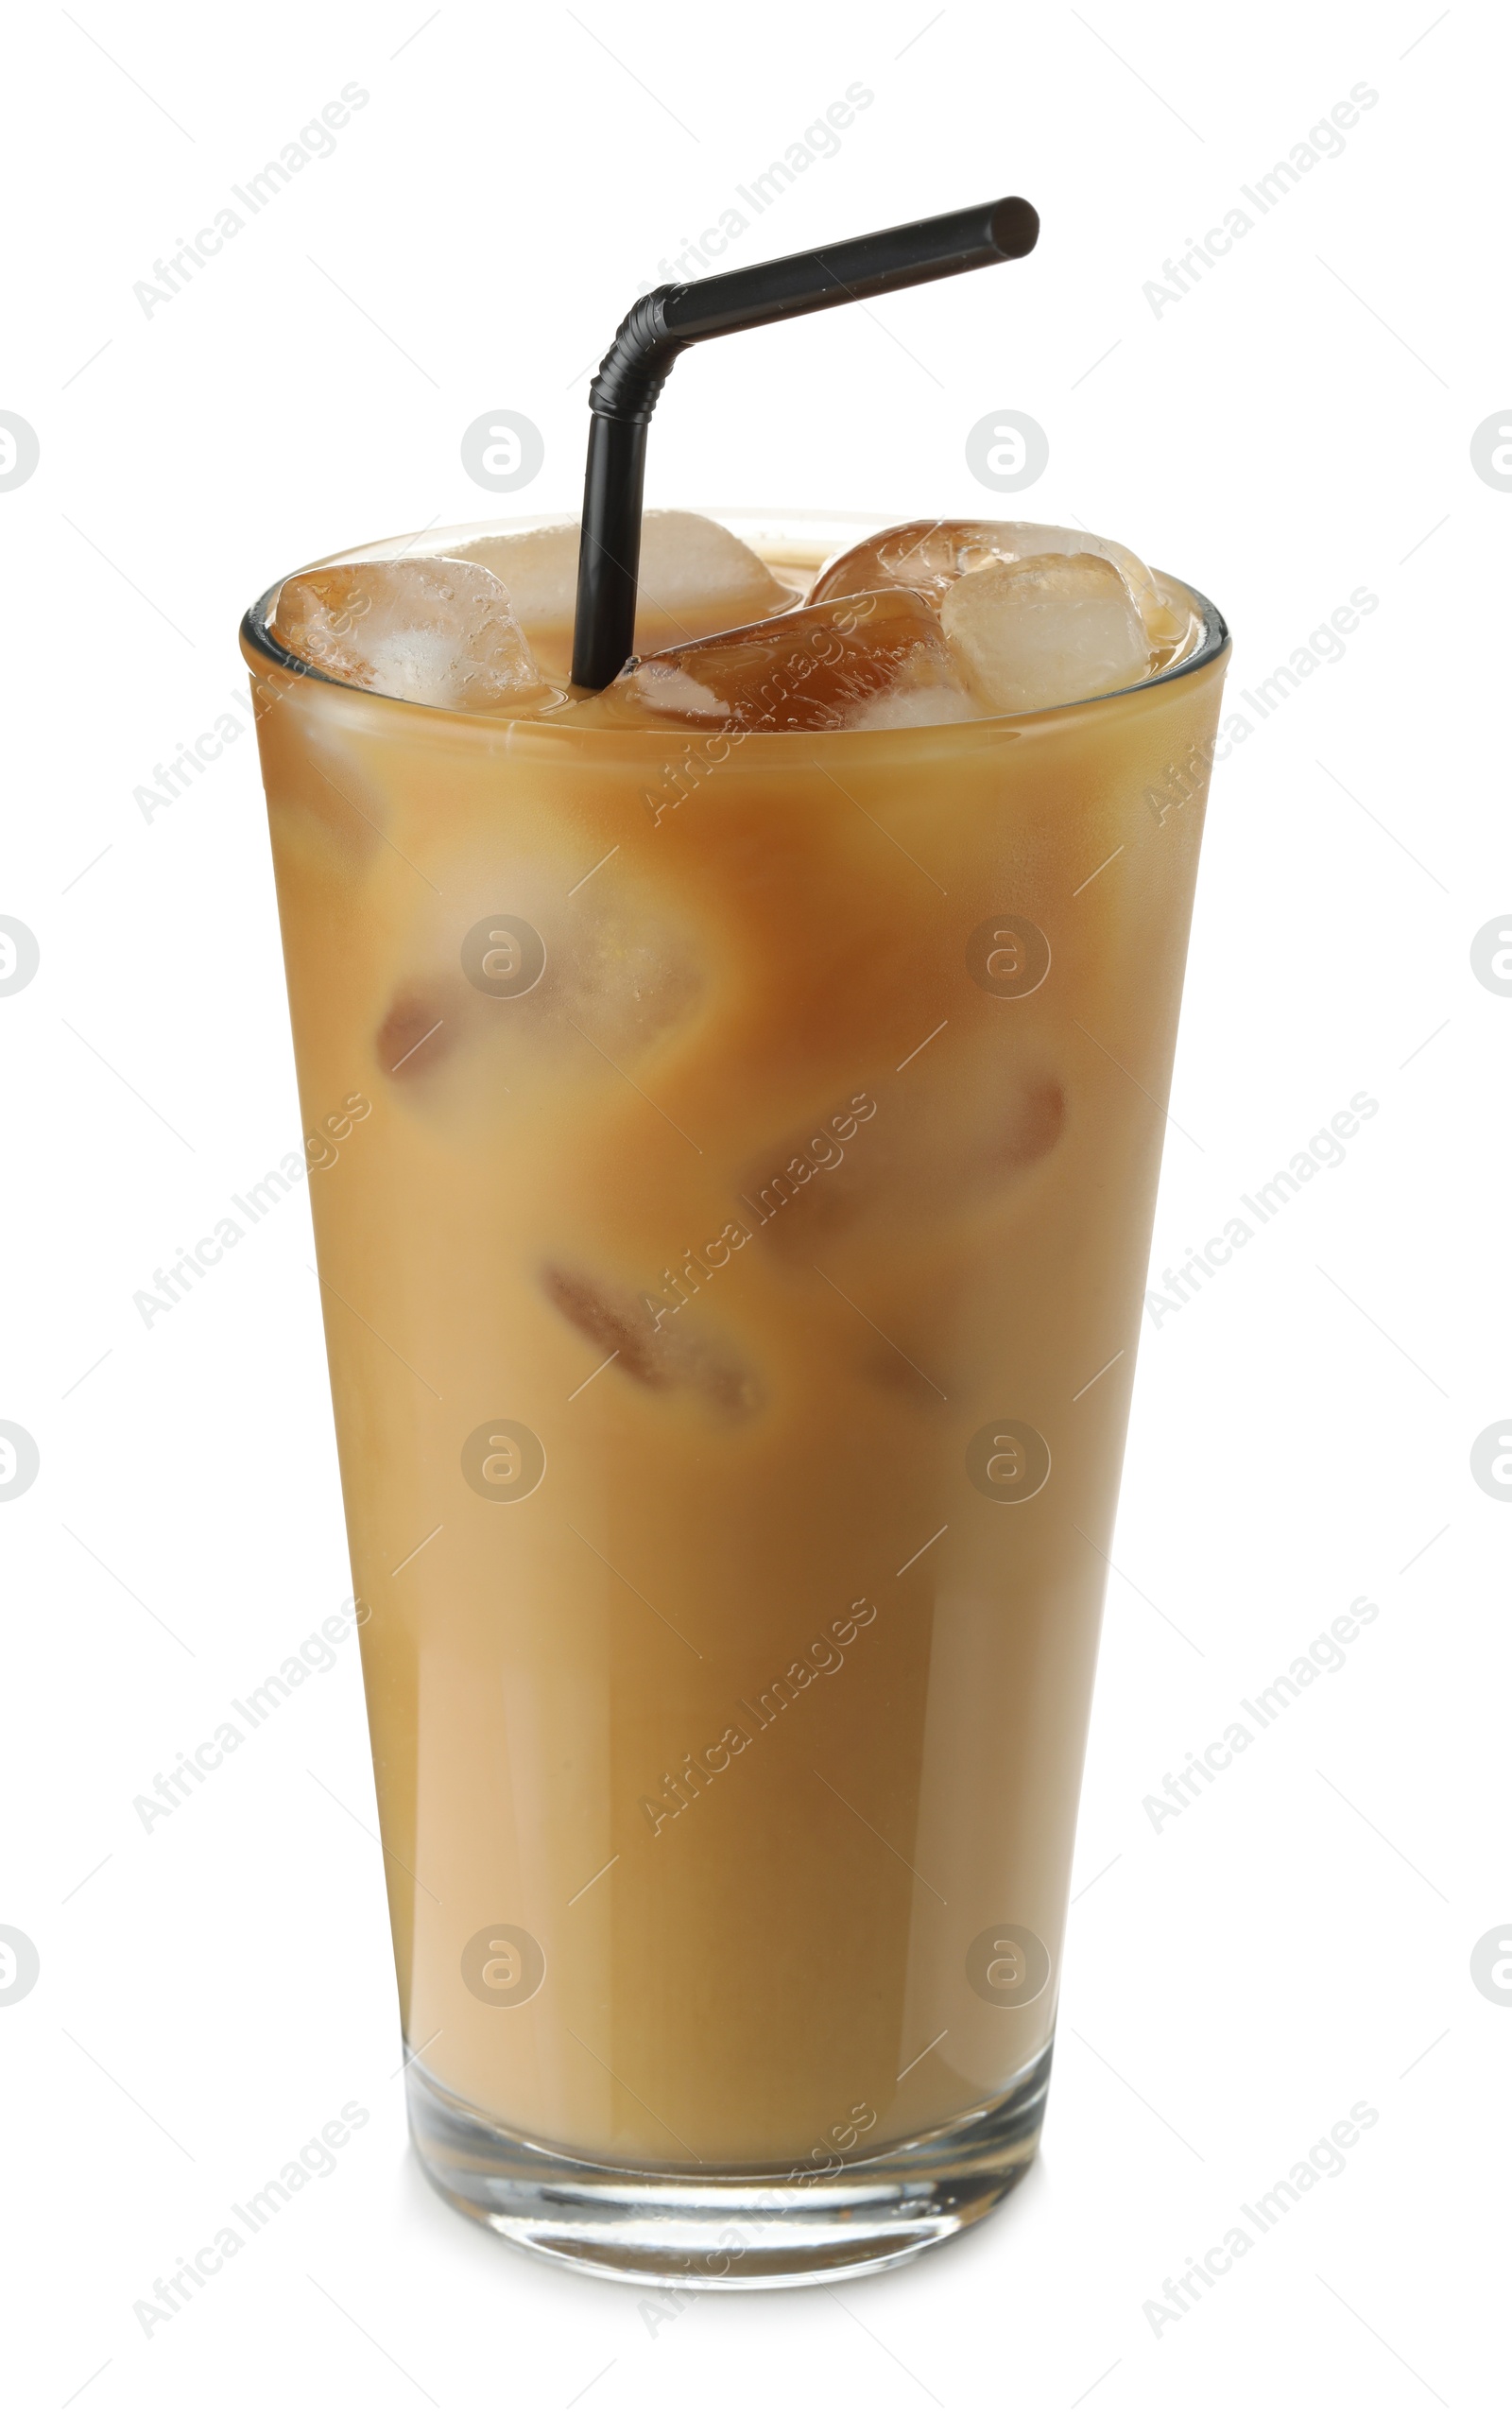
xmin=988 ymin=198 xmax=1040 ymax=259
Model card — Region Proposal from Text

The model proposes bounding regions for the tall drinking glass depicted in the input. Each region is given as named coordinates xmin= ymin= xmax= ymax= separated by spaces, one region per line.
xmin=242 ymin=512 xmax=1228 ymax=2285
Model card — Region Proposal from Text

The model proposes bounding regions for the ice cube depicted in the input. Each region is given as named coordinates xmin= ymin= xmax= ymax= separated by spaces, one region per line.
xmin=448 ymin=510 xmax=797 ymax=680
xmin=606 ymin=589 xmax=973 ymax=733
xmin=810 ymin=519 xmax=970 ymax=605
xmin=637 ymin=510 xmax=800 ymax=647
xmin=847 ymin=682 xmax=977 ymax=732
xmin=271 ymin=557 xmax=549 ymax=712
xmin=939 ymin=553 xmax=1152 ymax=714
xmin=541 ymin=1264 xmax=759 ymax=1420
xmin=443 ymin=521 xmax=578 ymax=629
xmin=375 ymin=985 xmax=456 ymax=1081
xmin=368 ymin=858 xmax=706 ymax=1113
xmin=812 ymin=518 xmax=1180 ymax=652
xmin=744 ymin=1067 xmax=1065 ymax=1262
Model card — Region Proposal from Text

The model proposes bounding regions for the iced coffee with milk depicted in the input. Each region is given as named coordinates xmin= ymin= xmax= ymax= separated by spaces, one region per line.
xmin=245 ymin=497 xmax=1227 ymax=2282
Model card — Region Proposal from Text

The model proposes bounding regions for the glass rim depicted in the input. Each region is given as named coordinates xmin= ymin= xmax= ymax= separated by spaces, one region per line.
xmin=237 ymin=512 xmax=1229 ymax=736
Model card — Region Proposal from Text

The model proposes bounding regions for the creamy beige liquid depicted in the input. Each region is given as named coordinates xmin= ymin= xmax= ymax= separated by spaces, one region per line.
xmin=247 ymin=531 xmax=1225 ymax=2168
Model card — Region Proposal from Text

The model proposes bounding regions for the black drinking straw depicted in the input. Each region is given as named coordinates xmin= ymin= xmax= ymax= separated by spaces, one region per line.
xmin=570 ymin=196 xmax=1040 ymax=690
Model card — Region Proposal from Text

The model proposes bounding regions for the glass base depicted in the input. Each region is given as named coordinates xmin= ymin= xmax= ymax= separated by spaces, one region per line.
xmin=405 ymin=2044 xmax=1052 ymax=2288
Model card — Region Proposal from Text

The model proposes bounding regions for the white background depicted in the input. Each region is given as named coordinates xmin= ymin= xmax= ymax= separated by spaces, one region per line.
xmin=2 ymin=3 xmax=1506 ymax=2410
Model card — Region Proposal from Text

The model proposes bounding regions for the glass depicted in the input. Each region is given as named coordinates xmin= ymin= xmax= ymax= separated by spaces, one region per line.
xmin=240 ymin=514 xmax=1228 ymax=2286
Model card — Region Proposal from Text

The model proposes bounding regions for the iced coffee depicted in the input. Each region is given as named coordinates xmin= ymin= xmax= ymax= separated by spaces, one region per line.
xmin=243 ymin=508 xmax=1227 ymax=2281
